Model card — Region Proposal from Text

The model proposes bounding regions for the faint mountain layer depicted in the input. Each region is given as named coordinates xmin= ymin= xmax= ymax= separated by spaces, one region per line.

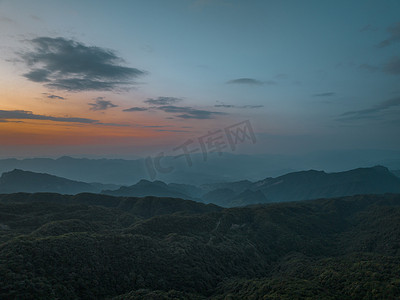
xmin=0 ymin=169 xmax=119 ymax=194
xmin=1 ymin=150 xmax=399 ymax=185
xmin=1 ymin=166 xmax=399 ymax=208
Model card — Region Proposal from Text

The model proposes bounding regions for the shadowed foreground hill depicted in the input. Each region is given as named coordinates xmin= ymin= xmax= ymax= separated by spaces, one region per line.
xmin=0 ymin=193 xmax=400 ymax=299
xmin=0 ymin=169 xmax=97 ymax=194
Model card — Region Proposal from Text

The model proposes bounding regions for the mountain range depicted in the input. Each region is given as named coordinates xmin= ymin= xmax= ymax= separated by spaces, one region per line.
xmin=1 ymin=151 xmax=400 ymax=185
xmin=1 ymin=166 xmax=400 ymax=207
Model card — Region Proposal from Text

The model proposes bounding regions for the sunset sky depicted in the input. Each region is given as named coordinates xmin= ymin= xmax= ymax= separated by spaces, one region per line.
xmin=0 ymin=0 xmax=399 ymax=158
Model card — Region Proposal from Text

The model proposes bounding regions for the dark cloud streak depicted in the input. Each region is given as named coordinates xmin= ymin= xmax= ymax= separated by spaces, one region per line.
xmin=144 ymin=97 xmax=182 ymax=105
xmin=378 ymin=22 xmax=400 ymax=48
xmin=226 ymin=78 xmax=270 ymax=85
xmin=123 ymin=107 xmax=149 ymax=112
xmin=88 ymin=99 xmax=118 ymax=111
xmin=382 ymin=56 xmax=400 ymax=75
xmin=0 ymin=110 xmax=98 ymax=123
xmin=157 ymin=105 xmax=226 ymax=119
xmin=215 ymin=104 xmax=263 ymax=109
xmin=312 ymin=92 xmax=336 ymax=97
xmin=339 ymin=97 xmax=400 ymax=120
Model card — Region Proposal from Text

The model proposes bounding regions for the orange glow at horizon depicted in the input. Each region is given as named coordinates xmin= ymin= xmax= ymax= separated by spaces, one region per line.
xmin=0 ymin=119 xmax=187 ymax=146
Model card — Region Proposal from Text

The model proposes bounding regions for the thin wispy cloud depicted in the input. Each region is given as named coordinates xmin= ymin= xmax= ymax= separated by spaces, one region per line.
xmin=144 ymin=96 xmax=182 ymax=105
xmin=0 ymin=16 xmax=15 ymax=24
xmin=359 ymin=63 xmax=380 ymax=73
xmin=155 ymin=129 xmax=191 ymax=133
xmin=382 ymin=56 xmax=400 ymax=75
xmin=89 ymin=98 xmax=118 ymax=111
xmin=312 ymin=92 xmax=336 ymax=97
xmin=378 ymin=22 xmax=400 ymax=48
xmin=157 ymin=105 xmax=226 ymax=119
xmin=123 ymin=96 xmax=226 ymax=119
xmin=123 ymin=107 xmax=149 ymax=112
xmin=0 ymin=109 xmax=132 ymax=127
xmin=339 ymin=97 xmax=400 ymax=120
xmin=359 ymin=24 xmax=378 ymax=32
xmin=20 ymin=37 xmax=146 ymax=91
xmin=214 ymin=104 xmax=263 ymax=109
xmin=43 ymin=93 xmax=65 ymax=100
xmin=227 ymin=78 xmax=267 ymax=85
xmin=0 ymin=110 xmax=98 ymax=123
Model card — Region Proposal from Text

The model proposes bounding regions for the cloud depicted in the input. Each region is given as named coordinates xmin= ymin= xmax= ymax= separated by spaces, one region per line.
xmin=24 ymin=69 xmax=50 ymax=82
xmin=275 ymin=73 xmax=288 ymax=79
xmin=126 ymin=96 xmax=226 ymax=119
xmin=215 ymin=104 xmax=234 ymax=108
xmin=96 ymin=122 xmax=130 ymax=127
xmin=157 ymin=105 xmax=226 ymax=119
xmin=30 ymin=15 xmax=42 ymax=22
xmin=312 ymin=92 xmax=336 ymax=97
xmin=144 ymin=96 xmax=182 ymax=105
xmin=360 ymin=57 xmax=400 ymax=76
xmin=123 ymin=107 xmax=149 ymax=112
xmin=0 ymin=16 xmax=15 ymax=24
xmin=382 ymin=56 xmax=400 ymax=75
xmin=378 ymin=22 xmax=400 ymax=48
xmin=0 ymin=119 xmax=24 ymax=123
xmin=359 ymin=63 xmax=380 ymax=73
xmin=214 ymin=104 xmax=263 ymax=109
xmin=155 ymin=129 xmax=191 ymax=133
xmin=0 ymin=110 xmax=98 ymax=123
xmin=43 ymin=93 xmax=65 ymax=100
xmin=89 ymin=98 xmax=118 ymax=111
xmin=359 ymin=24 xmax=378 ymax=32
xmin=20 ymin=37 xmax=146 ymax=91
xmin=339 ymin=97 xmax=400 ymax=120
xmin=226 ymin=78 xmax=265 ymax=85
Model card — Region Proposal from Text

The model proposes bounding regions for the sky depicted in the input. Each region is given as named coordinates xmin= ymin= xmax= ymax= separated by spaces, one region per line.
xmin=0 ymin=0 xmax=399 ymax=159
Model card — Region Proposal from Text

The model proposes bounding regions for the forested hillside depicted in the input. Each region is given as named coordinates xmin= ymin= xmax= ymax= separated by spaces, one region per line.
xmin=1 ymin=193 xmax=400 ymax=299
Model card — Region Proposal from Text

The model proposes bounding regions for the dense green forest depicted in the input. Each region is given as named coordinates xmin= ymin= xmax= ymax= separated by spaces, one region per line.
xmin=1 ymin=192 xmax=400 ymax=299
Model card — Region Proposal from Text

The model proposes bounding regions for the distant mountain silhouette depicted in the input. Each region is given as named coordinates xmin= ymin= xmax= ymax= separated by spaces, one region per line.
xmin=1 ymin=166 xmax=399 ymax=207
xmin=0 ymin=169 xmax=117 ymax=194
xmin=2 ymin=151 xmax=399 ymax=185
xmin=98 ymin=166 xmax=400 ymax=207
xmin=392 ymin=170 xmax=400 ymax=178
xmin=201 ymin=180 xmax=253 ymax=194
xmin=102 ymin=179 xmax=194 ymax=199
xmin=252 ymin=165 xmax=400 ymax=203
xmin=201 ymin=188 xmax=237 ymax=206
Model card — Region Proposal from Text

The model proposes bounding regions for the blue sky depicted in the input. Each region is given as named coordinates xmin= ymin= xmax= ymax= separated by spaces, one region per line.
xmin=0 ymin=0 xmax=399 ymax=157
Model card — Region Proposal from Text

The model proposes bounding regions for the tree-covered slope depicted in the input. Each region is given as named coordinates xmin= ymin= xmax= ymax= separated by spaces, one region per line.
xmin=0 ymin=193 xmax=400 ymax=299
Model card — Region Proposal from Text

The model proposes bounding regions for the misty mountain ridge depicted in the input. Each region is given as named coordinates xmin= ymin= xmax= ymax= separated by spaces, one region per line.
xmin=1 ymin=166 xmax=399 ymax=208
xmin=1 ymin=150 xmax=400 ymax=185
xmin=103 ymin=165 xmax=400 ymax=206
